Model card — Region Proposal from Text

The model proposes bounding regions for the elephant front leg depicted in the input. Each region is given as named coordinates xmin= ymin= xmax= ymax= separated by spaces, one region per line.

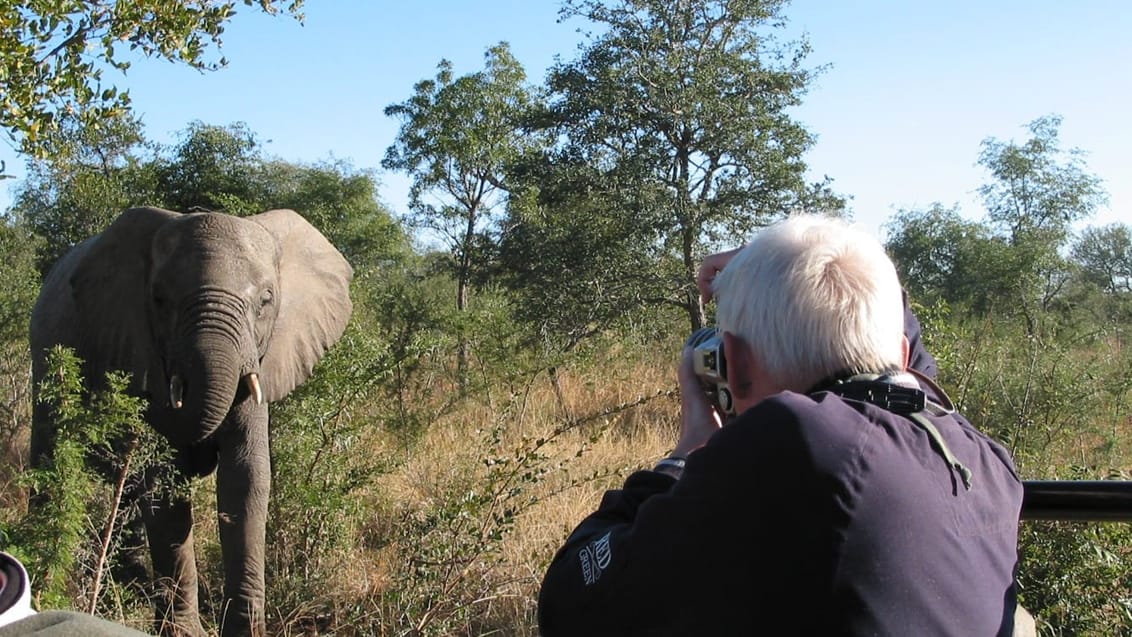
xmin=142 ymin=488 xmax=206 ymax=637
xmin=215 ymin=400 xmax=271 ymax=637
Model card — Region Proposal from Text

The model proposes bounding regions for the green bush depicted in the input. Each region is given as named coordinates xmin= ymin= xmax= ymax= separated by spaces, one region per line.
xmin=3 ymin=346 xmax=172 ymax=616
xmin=1019 ymin=520 xmax=1132 ymax=635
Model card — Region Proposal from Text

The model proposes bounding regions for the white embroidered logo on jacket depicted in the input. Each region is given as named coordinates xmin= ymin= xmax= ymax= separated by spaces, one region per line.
xmin=579 ymin=531 xmax=613 ymax=586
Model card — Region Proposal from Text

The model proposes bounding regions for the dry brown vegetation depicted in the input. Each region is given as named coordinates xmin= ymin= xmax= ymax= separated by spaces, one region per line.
xmin=5 ymin=316 xmax=1131 ymax=636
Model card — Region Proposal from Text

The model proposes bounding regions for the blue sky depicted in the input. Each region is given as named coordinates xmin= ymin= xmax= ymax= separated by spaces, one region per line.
xmin=2 ymin=0 xmax=1129 ymax=239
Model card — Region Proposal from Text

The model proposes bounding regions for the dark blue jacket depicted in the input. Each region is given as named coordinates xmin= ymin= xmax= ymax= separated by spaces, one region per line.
xmin=537 ymin=310 xmax=1023 ymax=636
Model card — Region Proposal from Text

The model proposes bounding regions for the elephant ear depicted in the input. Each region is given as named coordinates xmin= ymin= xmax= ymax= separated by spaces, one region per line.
xmin=70 ymin=207 xmax=181 ymax=394
xmin=251 ymin=209 xmax=354 ymax=402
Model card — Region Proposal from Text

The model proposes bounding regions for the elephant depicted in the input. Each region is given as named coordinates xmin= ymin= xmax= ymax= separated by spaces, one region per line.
xmin=28 ymin=207 xmax=354 ymax=637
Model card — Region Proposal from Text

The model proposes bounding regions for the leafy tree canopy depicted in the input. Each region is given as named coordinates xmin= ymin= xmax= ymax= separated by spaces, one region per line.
xmin=0 ymin=0 xmax=303 ymax=159
xmin=155 ymin=120 xmax=266 ymax=214
xmin=1073 ymin=224 xmax=1132 ymax=297
xmin=10 ymin=119 xmax=405 ymax=275
xmin=10 ymin=112 xmax=156 ymax=271
xmin=382 ymin=42 xmax=544 ymax=290
xmin=887 ymin=116 xmax=1110 ymax=325
xmin=529 ymin=0 xmax=843 ymax=330
xmin=978 ymin=115 xmax=1107 ymax=246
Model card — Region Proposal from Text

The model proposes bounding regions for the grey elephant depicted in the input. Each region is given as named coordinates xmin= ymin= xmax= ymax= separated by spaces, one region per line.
xmin=29 ymin=207 xmax=354 ymax=637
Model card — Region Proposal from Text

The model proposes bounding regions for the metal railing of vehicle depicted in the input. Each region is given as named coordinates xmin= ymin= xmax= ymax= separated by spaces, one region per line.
xmin=1021 ymin=481 xmax=1132 ymax=521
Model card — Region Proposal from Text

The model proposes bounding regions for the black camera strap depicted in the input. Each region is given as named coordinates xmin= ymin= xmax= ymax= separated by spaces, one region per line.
xmin=812 ymin=371 xmax=973 ymax=491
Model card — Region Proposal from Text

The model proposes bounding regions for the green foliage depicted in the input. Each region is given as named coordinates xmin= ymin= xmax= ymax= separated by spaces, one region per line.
xmin=976 ymin=115 xmax=1108 ymax=324
xmin=535 ymin=0 xmax=843 ymax=329
xmin=5 ymin=346 xmax=173 ymax=613
xmin=10 ymin=113 xmax=156 ymax=272
xmin=885 ymin=204 xmax=1012 ymax=312
xmin=0 ymin=220 xmax=39 ymax=468
xmin=0 ymin=0 xmax=303 ymax=158
xmin=8 ymin=347 xmax=92 ymax=607
xmin=155 ymin=121 xmax=268 ymax=214
xmin=1071 ymin=223 xmax=1132 ymax=322
xmin=383 ymin=43 xmax=545 ymax=324
xmin=499 ymin=167 xmax=683 ymax=352
xmin=887 ymin=116 xmax=1111 ymax=334
xmin=1019 ymin=520 xmax=1132 ymax=635
xmin=926 ymin=302 xmax=1131 ymax=470
xmin=978 ymin=116 xmax=1107 ymax=243
xmin=383 ymin=42 xmax=546 ymax=392
xmin=1073 ymin=224 xmax=1132 ymax=295
xmin=256 ymin=158 xmax=408 ymax=269
xmin=266 ymin=317 xmax=396 ymax=627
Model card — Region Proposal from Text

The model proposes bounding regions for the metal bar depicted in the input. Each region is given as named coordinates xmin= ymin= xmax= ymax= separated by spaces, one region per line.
xmin=1021 ymin=481 xmax=1132 ymax=521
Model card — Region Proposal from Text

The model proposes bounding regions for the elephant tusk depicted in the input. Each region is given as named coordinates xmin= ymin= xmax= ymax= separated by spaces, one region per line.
xmin=246 ymin=373 xmax=263 ymax=405
xmin=170 ymin=375 xmax=184 ymax=409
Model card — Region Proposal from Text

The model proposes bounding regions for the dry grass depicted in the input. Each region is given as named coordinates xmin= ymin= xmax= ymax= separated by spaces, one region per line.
xmin=329 ymin=344 xmax=684 ymax=635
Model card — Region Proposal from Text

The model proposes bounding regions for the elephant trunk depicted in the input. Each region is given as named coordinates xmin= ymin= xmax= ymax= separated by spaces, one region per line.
xmin=168 ymin=295 xmax=263 ymax=445
xmin=171 ymin=372 xmax=260 ymax=411
xmin=177 ymin=336 xmax=241 ymax=443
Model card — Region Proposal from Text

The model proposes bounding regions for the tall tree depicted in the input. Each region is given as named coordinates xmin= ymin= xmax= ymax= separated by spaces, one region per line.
xmin=536 ymin=0 xmax=842 ymax=330
xmin=500 ymin=158 xmax=674 ymax=351
xmin=383 ymin=43 xmax=545 ymax=389
xmin=884 ymin=204 xmax=1011 ymax=312
xmin=979 ymin=116 xmax=1106 ymax=243
xmin=0 ymin=0 xmax=303 ymax=159
xmin=976 ymin=115 xmax=1108 ymax=328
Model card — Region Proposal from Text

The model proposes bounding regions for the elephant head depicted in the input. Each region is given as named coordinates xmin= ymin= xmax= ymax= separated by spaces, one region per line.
xmin=60 ymin=207 xmax=352 ymax=447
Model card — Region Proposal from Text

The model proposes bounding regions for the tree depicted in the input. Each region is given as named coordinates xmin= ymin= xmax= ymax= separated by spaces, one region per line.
xmin=976 ymin=116 xmax=1108 ymax=325
xmin=534 ymin=0 xmax=842 ymax=330
xmin=155 ymin=121 xmax=268 ymax=214
xmin=9 ymin=113 xmax=156 ymax=272
xmin=383 ymin=42 xmax=545 ymax=390
xmin=1070 ymin=223 xmax=1132 ymax=321
xmin=979 ymin=116 xmax=1106 ymax=243
xmin=1073 ymin=223 xmax=1132 ymax=297
xmin=883 ymin=204 xmax=1014 ymax=313
xmin=0 ymin=0 xmax=303 ymax=159
xmin=0 ymin=219 xmax=40 ymax=470
xmin=500 ymin=156 xmax=678 ymax=352
xmin=258 ymin=158 xmax=409 ymax=270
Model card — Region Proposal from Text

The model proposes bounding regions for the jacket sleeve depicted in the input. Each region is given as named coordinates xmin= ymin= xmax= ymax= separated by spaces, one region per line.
xmin=903 ymin=291 xmax=938 ymax=379
xmin=537 ymin=470 xmax=676 ymax=636
xmin=537 ymin=398 xmax=816 ymax=636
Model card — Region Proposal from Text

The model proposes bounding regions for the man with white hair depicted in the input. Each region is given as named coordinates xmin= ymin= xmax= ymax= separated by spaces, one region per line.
xmin=538 ymin=214 xmax=1027 ymax=635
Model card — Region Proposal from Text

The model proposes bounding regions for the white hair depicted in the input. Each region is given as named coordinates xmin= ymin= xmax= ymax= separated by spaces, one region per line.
xmin=714 ymin=214 xmax=906 ymax=392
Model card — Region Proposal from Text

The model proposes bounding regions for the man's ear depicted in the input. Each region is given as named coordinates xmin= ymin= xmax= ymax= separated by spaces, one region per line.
xmin=722 ymin=330 xmax=756 ymax=400
xmin=901 ymin=335 xmax=911 ymax=371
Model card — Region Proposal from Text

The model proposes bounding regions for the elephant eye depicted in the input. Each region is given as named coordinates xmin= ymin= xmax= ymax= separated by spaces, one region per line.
xmin=257 ymin=290 xmax=274 ymax=316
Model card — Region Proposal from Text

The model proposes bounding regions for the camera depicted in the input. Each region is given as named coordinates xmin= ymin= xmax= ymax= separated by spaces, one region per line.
xmin=686 ymin=327 xmax=735 ymax=416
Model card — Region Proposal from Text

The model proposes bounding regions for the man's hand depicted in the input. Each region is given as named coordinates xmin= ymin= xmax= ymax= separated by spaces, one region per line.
xmin=673 ymin=346 xmax=723 ymax=457
xmin=695 ymin=247 xmax=743 ymax=305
